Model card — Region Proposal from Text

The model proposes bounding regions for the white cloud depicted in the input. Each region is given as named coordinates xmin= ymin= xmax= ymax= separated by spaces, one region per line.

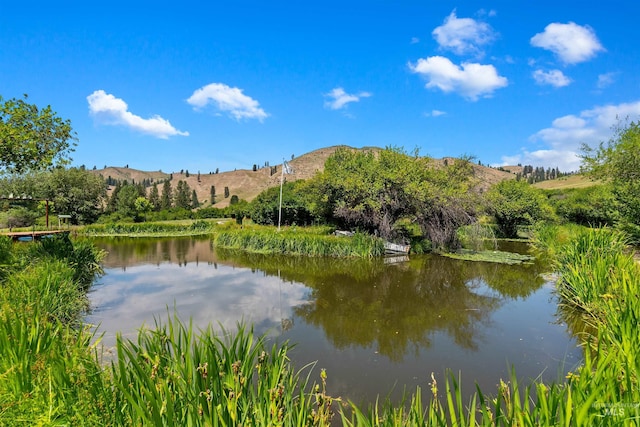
xmin=187 ymin=83 xmax=268 ymax=121
xmin=597 ymin=72 xmax=616 ymax=89
xmin=502 ymin=101 xmax=640 ymax=171
xmin=532 ymin=69 xmax=572 ymax=87
xmin=432 ymin=10 xmax=496 ymax=57
xmin=324 ymin=87 xmax=372 ymax=110
xmin=87 ymin=90 xmax=188 ymax=139
xmin=411 ymin=37 xmax=420 ymax=44
xmin=425 ymin=110 xmax=447 ymax=117
xmin=530 ymin=22 xmax=604 ymax=65
xmin=409 ymin=56 xmax=508 ymax=101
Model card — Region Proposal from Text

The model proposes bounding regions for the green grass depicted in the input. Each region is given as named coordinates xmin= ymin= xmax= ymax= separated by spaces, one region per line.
xmin=214 ymin=225 xmax=385 ymax=257
xmin=80 ymin=218 xmax=219 ymax=237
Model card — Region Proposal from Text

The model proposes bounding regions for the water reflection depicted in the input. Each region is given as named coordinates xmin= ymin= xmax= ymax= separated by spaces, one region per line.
xmin=88 ymin=237 xmax=581 ymax=404
xmin=215 ymin=249 xmax=548 ymax=361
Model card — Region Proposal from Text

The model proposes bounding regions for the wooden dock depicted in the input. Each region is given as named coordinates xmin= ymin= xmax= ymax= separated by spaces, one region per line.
xmin=2 ymin=230 xmax=70 ymax=242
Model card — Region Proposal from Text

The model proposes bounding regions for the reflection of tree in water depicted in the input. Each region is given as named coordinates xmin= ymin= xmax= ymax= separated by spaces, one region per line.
xmin=216 ymin=250 xmax=516 ymax=362
xmin=98 ymin=240 xmax=549 ymax=362
xmin=294 ymin=256 xmax=502 ymax=361
xmin=93 ymin=236 xmax=211 ymax=269
xmin=476 ymin=259 xmax=546 ymax=299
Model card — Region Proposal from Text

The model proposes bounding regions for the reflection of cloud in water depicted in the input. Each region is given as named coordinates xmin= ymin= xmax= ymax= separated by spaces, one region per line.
xmin=86 ymin=262 xmax=310 ymax=347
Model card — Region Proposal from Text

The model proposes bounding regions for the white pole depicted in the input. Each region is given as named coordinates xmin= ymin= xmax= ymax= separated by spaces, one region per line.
xmin=278 ymin=160 xmax=284 ymax=231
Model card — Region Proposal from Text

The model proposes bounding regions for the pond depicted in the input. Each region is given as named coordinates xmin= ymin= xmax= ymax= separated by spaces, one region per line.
xmin=85 ymin=236 xmax=582 ymax=406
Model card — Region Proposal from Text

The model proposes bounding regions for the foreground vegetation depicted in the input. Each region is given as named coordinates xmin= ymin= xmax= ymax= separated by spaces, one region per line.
xmin=1 ymin=225 xmax=639 ymax=425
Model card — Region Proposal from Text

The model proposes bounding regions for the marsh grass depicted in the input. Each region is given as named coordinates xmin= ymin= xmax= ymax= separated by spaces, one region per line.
xmin=81 ymin=219 xmax=216 ymax=237
xmin=214 ymin=225 xmax=385 ymax=257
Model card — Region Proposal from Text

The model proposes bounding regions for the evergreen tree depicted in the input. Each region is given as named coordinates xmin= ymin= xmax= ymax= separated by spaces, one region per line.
xmin=230 ymin=195 xmax=239 ymax=205
xmin=210 ymin=185 xmax=216 ymax=205
xmin=191 ymin=189 xmax=199 ymax=208
xmin=175 ymin=180 xmax=191 ymax=209
xmin=185 ymin=170 xmax=190 ymax=177
xmin=149 ymin=183 xmax=160 ymax=211
xmin=136 ymin=182 xmax=146 ymax=197
xmin=107 ymin=181 xmax=122 ymax=213
xmin=161 ymin=180 xmax=173 ymax=209
xmin=224 ymin=186 xmax=230 ymax=198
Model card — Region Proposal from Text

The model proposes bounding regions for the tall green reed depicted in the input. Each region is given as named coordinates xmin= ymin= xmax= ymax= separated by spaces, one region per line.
xmin=214 ymin=227 xmax=385 ymax=257
xmin=106 ymin=313 xmax=337 ymax=426
xmin=0 ymin=242 xmax=110 ymax=426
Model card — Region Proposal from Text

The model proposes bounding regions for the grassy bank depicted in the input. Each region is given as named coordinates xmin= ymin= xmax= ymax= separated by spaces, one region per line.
xmin=2 ymin=225 xmax=638 ymax=425
xmin=79 ymin=219 xmax=219 ymax=237
xmin=214 ymin=225 xmax=386 ymax=257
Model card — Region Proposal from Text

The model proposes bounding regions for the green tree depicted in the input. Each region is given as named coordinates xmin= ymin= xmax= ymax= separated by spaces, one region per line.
xmin=581 ymin=121 xmax=640 ymax=227
xmin=551 ymin=185 xmax=618 ymax=226
xmin=38 ymin=167 xmax=106 ymax=224
xmin=107 ymin=181 xmax=122 ymax=213
xmin=224 ymin=186 xmax=230 ymax=198
xmin=485 ymin=179 xmax=553 ymax=238
xmin=229 ymin=194 xmax=239 ymax=205
xmin=310 ymin=147 xmax=477 ymax=249
xmin=116 ymin=184 xmax=139 ymax=218
xmin=175 ymin=180 xmax=191 ymax=209
xmin=191 ymin=189 xmax=199 ymax=208
xmin=0 ymin=95 xmax=76 ymax=174
xmin=161 ymin=180 xmax=173 ymax=209
xmin=134 ymin=196 xmax=152 ymax=221
xmin=210 ymin=185 xmax=216 ymax=205
xmin=0 ymin=207 xmax=38 ymax=229
xmin=250 ymin=181 xmax=315 ymax=226
xmin=148 ymin=183 xmax=160 ymax=211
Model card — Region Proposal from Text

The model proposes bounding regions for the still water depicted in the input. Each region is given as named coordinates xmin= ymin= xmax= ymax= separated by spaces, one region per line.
xmin=86 ymin=236 xmax=582 ymax=405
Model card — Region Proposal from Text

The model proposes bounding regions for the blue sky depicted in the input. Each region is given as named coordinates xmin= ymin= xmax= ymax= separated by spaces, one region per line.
xmin=2 ymin=1 xmax=639 ymax=173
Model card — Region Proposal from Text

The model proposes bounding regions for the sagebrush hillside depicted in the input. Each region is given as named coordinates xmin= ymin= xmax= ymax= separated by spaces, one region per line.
xmin=93 ymin=146 xmax=519 ymax=208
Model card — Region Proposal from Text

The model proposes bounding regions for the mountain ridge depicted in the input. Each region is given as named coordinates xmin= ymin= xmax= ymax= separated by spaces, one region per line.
xmin=91 ymin=146 xmax=518 ymax=208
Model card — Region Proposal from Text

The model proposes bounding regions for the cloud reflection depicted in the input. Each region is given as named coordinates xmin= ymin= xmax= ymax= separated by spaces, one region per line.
xmin=87 ymin=262 xmax=309 ymax=348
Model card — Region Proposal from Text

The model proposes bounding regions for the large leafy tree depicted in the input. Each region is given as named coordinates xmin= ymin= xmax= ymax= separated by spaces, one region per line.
xmin=38 ymin=167 xmax=106 ymax=224
xmin=581 ymin=121 xmax=640 ymax=227
xmin=310 ymin=147 xmax=478 ymax=249
xmin=0 ymin=95 xmax=76 ymax=174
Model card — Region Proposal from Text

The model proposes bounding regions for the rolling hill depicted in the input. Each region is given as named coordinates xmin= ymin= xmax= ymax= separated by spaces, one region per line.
xmin=92 ymin=146 xmax=518 ymax=208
